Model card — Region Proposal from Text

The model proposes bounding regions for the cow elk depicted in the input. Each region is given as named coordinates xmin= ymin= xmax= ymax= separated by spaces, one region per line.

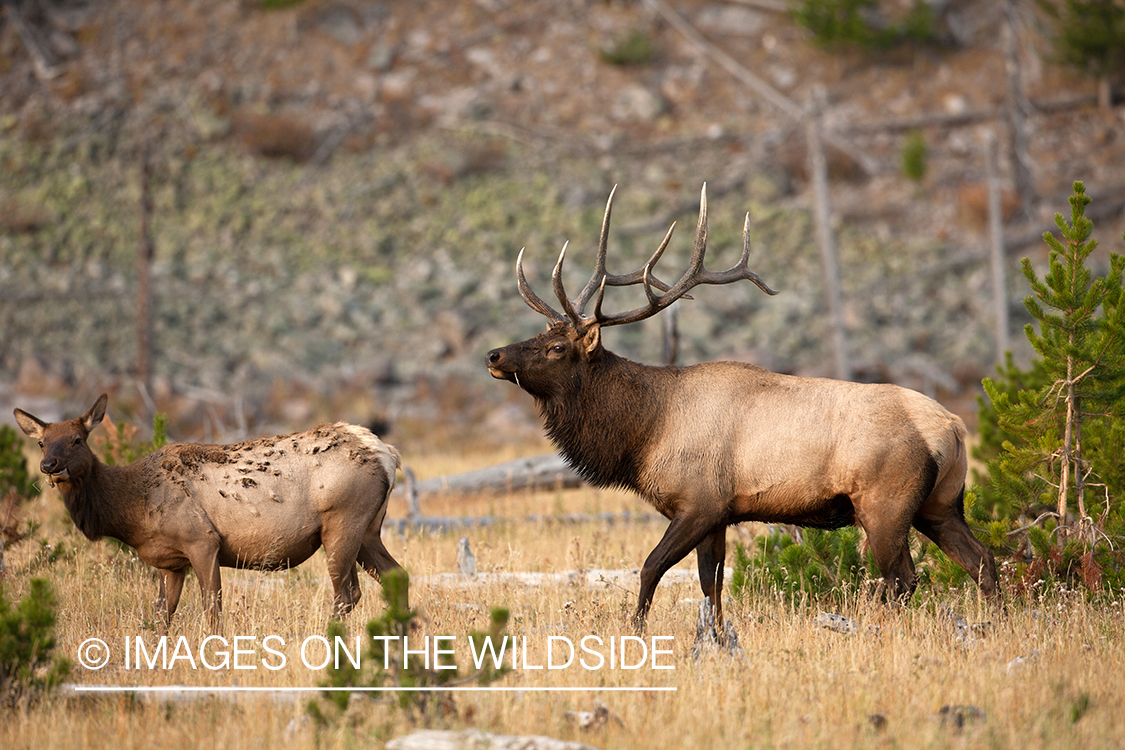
xmin=14 ymin=395 xmax=404 ymax=630
xmin=487 ymin=185 xmax=999 ymax=636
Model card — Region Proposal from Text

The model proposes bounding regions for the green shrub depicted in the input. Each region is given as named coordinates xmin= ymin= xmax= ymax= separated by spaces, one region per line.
xmin=902 ymin=131 xmax=927 ymax=183
xmin=0 ymin=425 xmax=39 ymax=500
xmin=1041 ymin=0 xmax=1125 ymax=91
xmin=311 ymin=568 xmax=510 ymax=725
xmin=601 ymin=31 xmax=657 ymax=66
xmin=730 ymin=527 xmax=877 ymax=606
xmin=794 ymin=0 xmax=936 ymax=51
xmin=0 ymin=578 xmax=70 ymax=706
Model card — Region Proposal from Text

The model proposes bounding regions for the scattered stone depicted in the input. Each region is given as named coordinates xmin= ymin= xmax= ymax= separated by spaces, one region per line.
xmin=385 ymin=728 xmax=600 ymax=750
xmin=867 ymin=713 xmax=888 ymax=732
xmin=1005 ymin=649 xmax=1040 ymax=674
xmin=938 ymin=704 xmax=985 ymax=730
xmin=939 ymin=605 xmax=989 ymax=648
xmin=565 ymin=702 xmax=624 ymax=730
xmin=813 ymin=612 xmax=881 ymax=636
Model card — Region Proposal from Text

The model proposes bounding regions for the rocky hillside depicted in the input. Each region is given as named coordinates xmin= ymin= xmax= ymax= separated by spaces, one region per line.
xmin=1 ymin=0 xmax=1123 ymax=448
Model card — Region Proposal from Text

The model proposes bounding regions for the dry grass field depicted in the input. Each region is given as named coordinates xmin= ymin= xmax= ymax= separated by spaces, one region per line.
xmin=2 ymin=443 xmax=1123 ymax=750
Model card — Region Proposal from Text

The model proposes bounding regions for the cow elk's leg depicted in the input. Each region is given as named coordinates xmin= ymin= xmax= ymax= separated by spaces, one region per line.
xmin=634 ymin=513 xmax=719 ymax=633
xmin=343 ymin=564 xmax=362 ymax=610
xmin=321 ymin=518 xmax=370 ymax=617
xmin=187 ymin=542 xmax=223 ymax=631
xmin=158 ymin=568 xmax=186 ymax=630
xmin=357 ymin=534 xmax=403 ymax=580
xmin=696 ymin=527 xmax=728 ymax=637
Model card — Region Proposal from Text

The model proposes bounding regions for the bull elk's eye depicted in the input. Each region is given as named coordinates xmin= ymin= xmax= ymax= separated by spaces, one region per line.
xmin=550 ymin=343 xmax=566 ymax=354
xmin=73 ymin=437 xmax=83 ymax=445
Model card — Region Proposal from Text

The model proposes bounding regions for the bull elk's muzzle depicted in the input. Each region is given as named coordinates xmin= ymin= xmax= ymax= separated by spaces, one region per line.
xmin=486 ymin=348 xmax=517 ymax=383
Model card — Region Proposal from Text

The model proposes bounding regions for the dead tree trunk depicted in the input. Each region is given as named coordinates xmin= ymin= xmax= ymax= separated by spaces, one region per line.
xmin=1003 ymin=0 xmax=1035 ymax=215
xmin=136 ymin=143 xmax=154 ymax=397
xmin=662 ymin=306 xmax=680 ymax=366
xmin=985 ymin=129 xmax=1010 ymax=362
xmin=806 ymin=88 xmax=850 ymax=381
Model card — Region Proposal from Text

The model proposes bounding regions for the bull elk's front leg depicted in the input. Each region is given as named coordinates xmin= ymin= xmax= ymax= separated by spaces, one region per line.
xmin=696 ymin=528 xmax=728 ymax=641
xmin=634 ymin=513 xmax=720 ymax=633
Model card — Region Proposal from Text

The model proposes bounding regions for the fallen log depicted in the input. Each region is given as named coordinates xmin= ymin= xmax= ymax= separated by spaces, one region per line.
xmin=404 ymin=454 xmax=584 ymax=499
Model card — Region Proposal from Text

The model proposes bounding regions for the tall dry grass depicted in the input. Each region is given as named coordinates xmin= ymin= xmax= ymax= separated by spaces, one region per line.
xmin=1 ymin=452 xmax=1123 ymax=749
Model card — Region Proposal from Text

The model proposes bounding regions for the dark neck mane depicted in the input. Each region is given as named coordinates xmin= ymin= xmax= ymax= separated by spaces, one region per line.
xmin=58 ymin=458 xmax=144 ymax=545
xmin=536 ymin=352 xmax=668 ymax=492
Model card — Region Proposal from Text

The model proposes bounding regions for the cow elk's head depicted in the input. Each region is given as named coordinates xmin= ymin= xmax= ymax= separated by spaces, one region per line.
xmin=14 ymin=394 xmax=107 ymax=487
xmin=487 ymin=184 xmax=778 ymax=394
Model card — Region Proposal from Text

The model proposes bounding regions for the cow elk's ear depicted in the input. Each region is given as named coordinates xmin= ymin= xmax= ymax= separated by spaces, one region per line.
xmin=82 ymin=394 xmax=109 ymax=434
xmin=581 ymin=324 xmax=602 ymax=358
xmin=13 ymin=409 xmax=47 ymax=441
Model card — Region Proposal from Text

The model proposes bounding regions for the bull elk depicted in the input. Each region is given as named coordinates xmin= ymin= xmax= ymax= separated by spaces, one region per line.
xmin=14 ymin=395 xmax=404 ymax=630
xmin=487 ymin=185 xmax=999 ymax=635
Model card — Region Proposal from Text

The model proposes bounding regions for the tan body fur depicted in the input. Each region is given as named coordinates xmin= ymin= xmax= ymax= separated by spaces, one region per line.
xmin=490 ymin=322 xmax=999 ymax=636
xmin=15 ymin=395 xmax=403 ymax=630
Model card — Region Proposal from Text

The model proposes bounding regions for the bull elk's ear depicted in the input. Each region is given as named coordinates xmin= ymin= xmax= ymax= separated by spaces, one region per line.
xmin=581 ymin=324 xmax=603 ymax=358
xmin=13 ymin=409 xmax=47 ymax=441
xmin=82 ymin=394 xmax=109 ymax=434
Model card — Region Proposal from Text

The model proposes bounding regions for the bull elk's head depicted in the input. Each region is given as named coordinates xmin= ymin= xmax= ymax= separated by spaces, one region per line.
xmin=487 ymin=185 xmax=778 ymax=396
xmin=15 ymin=394 xmax=107 ymax=488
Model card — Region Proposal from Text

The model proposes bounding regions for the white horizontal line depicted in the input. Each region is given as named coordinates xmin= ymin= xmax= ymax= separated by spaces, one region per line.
xmin=69 ymin=685 xmax=676 ymax=693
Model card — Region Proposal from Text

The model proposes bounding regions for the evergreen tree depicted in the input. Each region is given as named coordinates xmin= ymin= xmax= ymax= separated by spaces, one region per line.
xmin=982 ymin=182 xmax=1125 ymax=550
xmin=1041 ymin=0 xmax=1125 ymax=107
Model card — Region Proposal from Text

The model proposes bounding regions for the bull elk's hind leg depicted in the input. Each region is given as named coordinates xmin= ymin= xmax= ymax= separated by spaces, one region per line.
xmin=913 ymin=487 xmax=1000 ymax=598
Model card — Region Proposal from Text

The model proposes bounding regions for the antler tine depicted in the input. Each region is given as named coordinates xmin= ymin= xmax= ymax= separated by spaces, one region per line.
xmin=516 ymin=248 xmax=568 ymax=323
xmin=593 ymin=183 xmax=778 ymax=328
xmin=572 ymin=185 xmax=678 ymax=316
xmin=572 ymin=185 xmax=616 ymax=313
xmin=551 ymin=242 xmax=587 ymax=329
xmin=734 ymin=212 xmax=780 ymax=296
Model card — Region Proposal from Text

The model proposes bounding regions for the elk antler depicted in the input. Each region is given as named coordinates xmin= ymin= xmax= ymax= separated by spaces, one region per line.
xmin=515 ymin=184 xmax=778 ymax=332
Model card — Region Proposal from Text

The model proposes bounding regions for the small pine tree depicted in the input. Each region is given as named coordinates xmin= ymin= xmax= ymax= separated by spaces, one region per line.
xmin=982 ymin=181 xmax=1125 ymax=550
xmin=1041 ymin=0 xmax=1125 ymax=107
xmin=312 ymin=568 xmax=510 ymax=725
xmin=794 ymin=0 xmax=936 ymax=51
xmin=0 ymin=578 xmax=71 ymax=706
xmin=902 ymin=131 xmax=927 ymax=183
xmin=729 ymin=527 xmax=877 ymax=606
xmin=0 ymin=425 xmax=39 ymax=500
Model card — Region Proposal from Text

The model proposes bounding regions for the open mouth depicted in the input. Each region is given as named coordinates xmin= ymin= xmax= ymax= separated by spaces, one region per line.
xmin=45 ymin=469 xmax=70 ymax=486
xmin=488 ymin=367 xmax=515 ymax=383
